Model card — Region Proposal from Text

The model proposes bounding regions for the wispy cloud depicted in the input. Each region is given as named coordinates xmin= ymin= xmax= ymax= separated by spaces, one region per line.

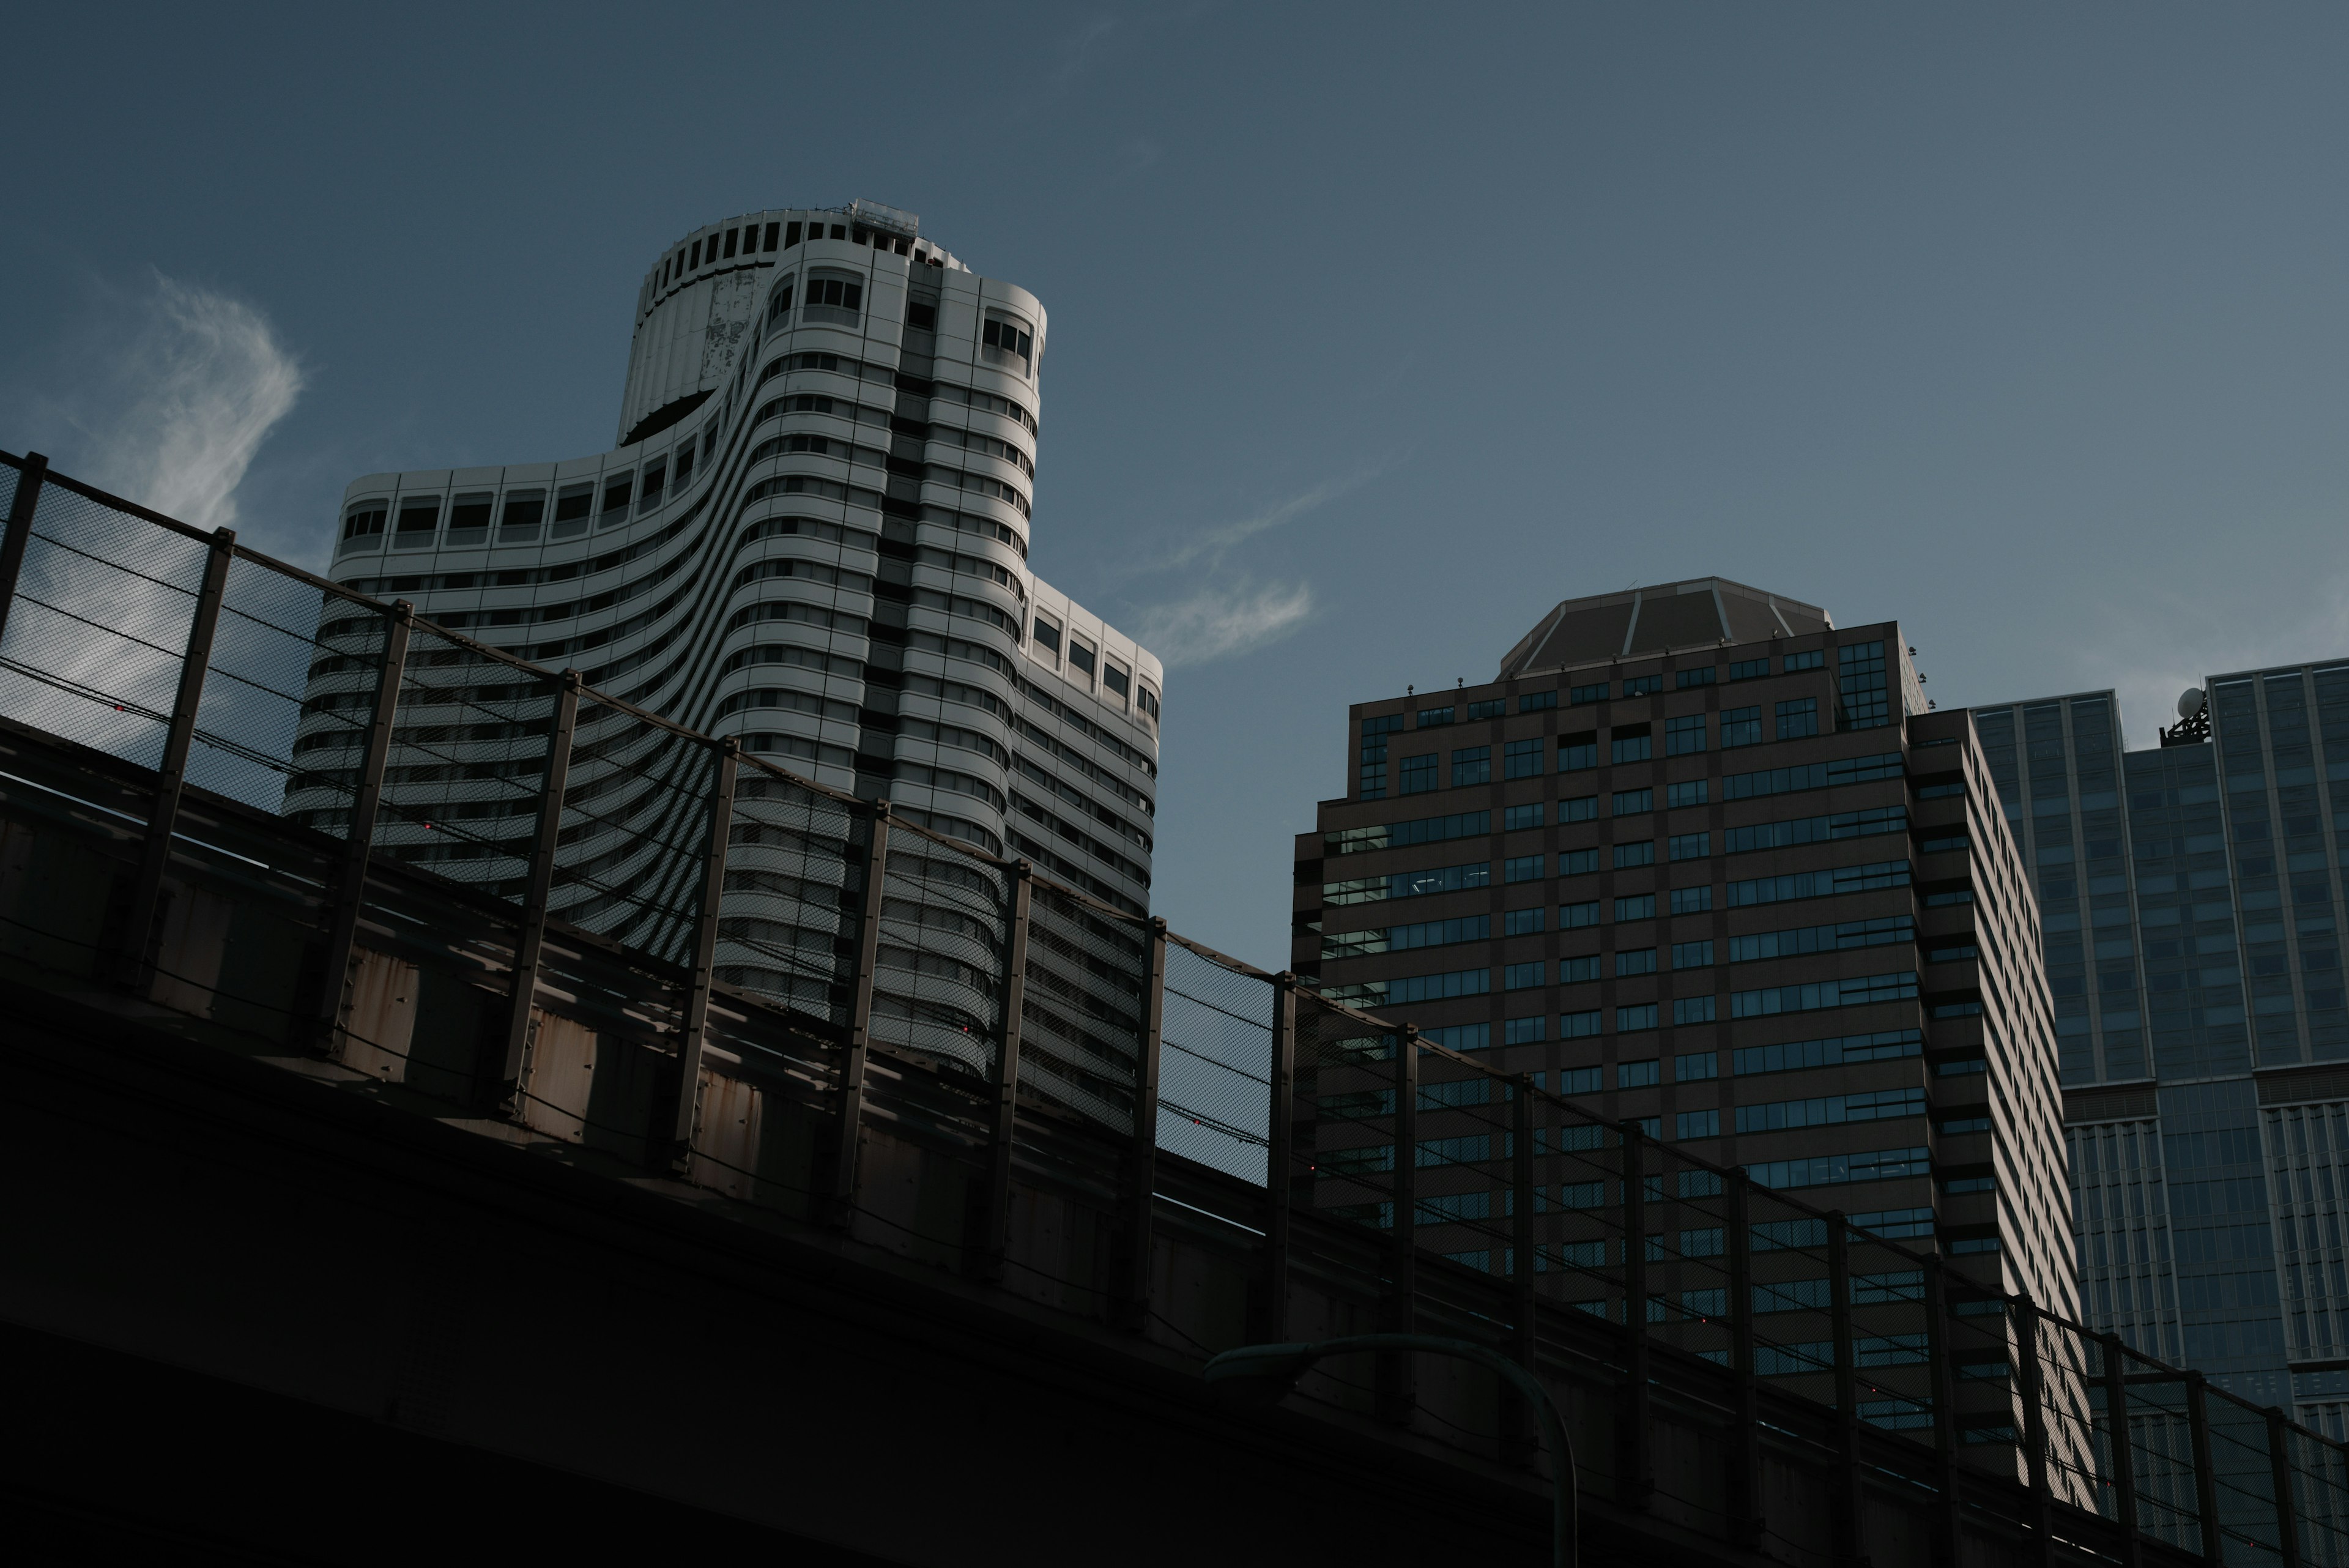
xmin=1132 ymin=464 xmax=1386 ymax=579
xmin=1054 ymin=13 xmax=1122 ymax=83
xmin=1131 ymin=579 xmax=1315 ymax=668
xmin=70 ymin=273 xmax=306 ymax=532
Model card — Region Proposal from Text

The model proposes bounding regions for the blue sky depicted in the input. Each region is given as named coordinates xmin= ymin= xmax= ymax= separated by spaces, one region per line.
xmin=7 ymin=4 xmax=2349 ymax=967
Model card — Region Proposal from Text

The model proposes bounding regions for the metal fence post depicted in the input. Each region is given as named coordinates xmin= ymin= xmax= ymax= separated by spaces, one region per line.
xmin=663 ymin=737 xmax=738 ymax=1169
xmin=1116 ymin=916 xmax=1167 ymax=1328
xmin=314 ymin=600 xmax=411 ymax=1057
xmin=977 ymin=861 xmax=1034 ymax=1280
xmin=829 ymin=801 xmax=891 ymax=1228
xmin=2014 ymin=1297 xmax=2054 ymax=1565
xmin=492 ymin=669 xmax=579 ymax=1115
xmin=2101 ymin=1334 xmax=2140 ymax=1568
xmin=1260 ymin=972 xmax=1297 ymax=1343
xmin=1925 ymin=1257 xmax=1965 ymax=1568
xmin=1727 ymin=1170 xmax=1764 ymax=1549
xmin=0 ymin=451 xmax=48 ymax=646
xmin=1619 ymin=1120 xmax=1653 ymax=1509
xmin=2268 ymin=1405 xmax=2303 ymax=1568
xmin=1381 ymin=1024 xmax=1420 ymax=1425
xmin=114 ymin=526 xmax=234 ymax=992
xmin=2188 ymin=1373 xmax=2222 ymax=1564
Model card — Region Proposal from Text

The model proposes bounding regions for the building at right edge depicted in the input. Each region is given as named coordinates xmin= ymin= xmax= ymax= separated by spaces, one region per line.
xmin=1973 ymin=664 xmax=2349 ymax=1430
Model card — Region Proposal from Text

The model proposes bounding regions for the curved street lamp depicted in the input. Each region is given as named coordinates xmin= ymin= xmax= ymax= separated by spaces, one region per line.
xmin=1203 ymin=1333 xmax=1577 ymax=1568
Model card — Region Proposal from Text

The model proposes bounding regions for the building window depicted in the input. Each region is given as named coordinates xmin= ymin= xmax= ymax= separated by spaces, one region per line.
xmin=343 ymin=503 xmax=387 ymax=541
xmin=1572 ymin=683 xmax=1609 ymax=705
xmin=1839 ymin=641 xmax=1891 ymax=729
xmin=1504 ymin=803 xmax=1543 ymax=831
xmin=1614 ymin=841 xmax=1655 ymax=869
xmin=1677 ymin=1109 xmax=1721 ymax=1139
xmin=1674 ymin=996 xmax=1718 ymax=1025
xmin=1069 ymin=639 xmax=1096 ymax=678
xmin=1033 ymin=617 xmax=1061 ymax=656
xmin=1505 ymin=962 xmax=1546 ymax=990
xmin=1673 ymin=940 xmax=1714 ymax=968
xmin=1721 ymin=705 xmax=1762 ymax=748
xmin=1611 ymin=788 xmax=1652 ymax=816
xmin=1138 ymin=684 xmax=1161 ymax=721
xmin=552 ymin=483 xmax=593 ymax=537
xmin=393 ymin=497 xmax=440 ymax=549
xmin=1784 ymin=649 xmax=1825 ymax=672
xmin=1776 ymin=697 xmax=1819 ymax=740
xmin=1669 ymin=886 xmax=1713 ymax=915
xmin=1618 ymin=1005 xmax=1660 ymax=1033
xmin=1452 ymin=746 xmax=1491 ymax=786
xmin=1676 ymin=667 xmax=1716 ymax=689
xmin=1561 ymin=901 xmax=1601 ymax=928
xmin=1730 ymin=658 xmax=1769 ymax=681
xmin=1505 ymin=1016 xmax=1546 ymax=1045
xmin=1503 ymin=738 xmax=1544 ymax=779
xmin=982 ymin=314 xmax=1035 ymax=371
xmin=907 ymin=299 xmax=938 ymax=331
xmin=1669 ymin=833 xmax=1710 ymax=861
xmin=1616 ymin=893 xmax=1657 ymax=920
xmin=1560 ymin=734 xmax=1598 ymax=771
xmin=1562 ymin=1009 xmax=1603 ymax=1038
xmin=768 ymin=280 xmax=796 ymax=322
xmin=1611 ymin=726 xmax=1651 ymax=763
xmin=1104 ymin=660 xmax=1131 ymax=699
xmin=1617 ymin=948 xmax=1657 ymax=977
xmin=637 ymin=460 xmax=667 ymax=513
xmin=1560 ymin=955 xmax=1600 ymax=983
xmin=1520 ymin=690 xmax=1558 ymax=713
xmin=1505 ymin=908 xmax=1545 ymax=936
xmin=1468 ymin=698 xmax=1505 ymax=720
xmin=1504 ymin=854 xmax=1545 ymax=883
xmin=1359 ymin=713 xmax=1404 ymax=800
xmin=805 ymin=273 xmax=864 ymax=324
xmin=498 ymin=489 xmax=544 ymax=541
xmin=1619 ymin=1058 xmax=1661 ymax=1088
xmin=1666 ymin=780 xmax=1708 ymax=808
xmin=1560 ymin=848 xmax=1599 ymax=875
xmin=1677 ymin=1051 xmax=1719 ymax=1080
xmin=600 ymin=472 xmax=634 ymax=524
xmin=1666 ymin=715 xmax=1707 ymax=756
xmin=1624 ymin=675 xmax=1663 ymax=697
xmin=1398 ymin=753 xmax=1438 ymax=794
xmin=1561 ymin=795 xmax=1598 ymax=822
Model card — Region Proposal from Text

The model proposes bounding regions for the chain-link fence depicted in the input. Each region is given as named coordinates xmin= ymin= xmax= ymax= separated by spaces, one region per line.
xmin=12 ymin=445 xmax=2349 ymax=1563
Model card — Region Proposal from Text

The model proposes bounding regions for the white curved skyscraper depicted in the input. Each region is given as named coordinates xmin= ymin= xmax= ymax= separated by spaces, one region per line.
xmin=318 ymin=201 xmax=1162 ymax=932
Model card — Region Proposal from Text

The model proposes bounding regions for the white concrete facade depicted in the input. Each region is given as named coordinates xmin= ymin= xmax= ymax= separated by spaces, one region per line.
xmin=322 ymin=203 xmax=1162 ymax=917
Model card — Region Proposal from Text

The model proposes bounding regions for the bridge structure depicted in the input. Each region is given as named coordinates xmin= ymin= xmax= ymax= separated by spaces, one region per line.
xmin=1 ymin=447 xmax=2343 ymax=1566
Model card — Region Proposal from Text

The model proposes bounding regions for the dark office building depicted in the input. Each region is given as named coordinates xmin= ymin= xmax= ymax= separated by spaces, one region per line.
xmin=1292 ymin=578 xmax=2077 ymax=1312
xmin=1974 ymin=665 xmax=2349 ymax=1427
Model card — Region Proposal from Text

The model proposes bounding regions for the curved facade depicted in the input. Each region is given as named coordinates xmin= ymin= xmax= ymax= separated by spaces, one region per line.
xmin=306 ymin=203 xmax=1162 ymax=1049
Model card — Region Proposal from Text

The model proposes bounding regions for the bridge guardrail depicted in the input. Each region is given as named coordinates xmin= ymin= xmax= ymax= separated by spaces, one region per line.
xmin=5 ymin=446 xmax=2346 ymax=1566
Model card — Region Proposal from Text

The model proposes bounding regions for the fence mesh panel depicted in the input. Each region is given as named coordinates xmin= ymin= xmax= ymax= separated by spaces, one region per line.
xmin=0 ymin=482 xmax=205 ymax=768
xmin=1024 ymin=880 xmax=1148 ymax=1129
xmin=185 ymin=552 xmax=335 ymax=815
xmin=1158 ymin=940 xmax=1272 ymax=1181
xmin=870 ymin=825 xmax=1011 ymax=1082
xmin=716 ymin=765 xmax=861 ymax=1024
xmin=370 ymin=626 xmax=558 ymax=897
xmin=280 ymin=592 xmax=395 ymax=841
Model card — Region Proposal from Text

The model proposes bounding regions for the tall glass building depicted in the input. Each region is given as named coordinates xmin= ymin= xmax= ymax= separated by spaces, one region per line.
xmin=1973 ymin=664 xmax=2349 ymax=1428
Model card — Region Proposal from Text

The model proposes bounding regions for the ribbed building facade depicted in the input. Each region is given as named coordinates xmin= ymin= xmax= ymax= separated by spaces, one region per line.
xmin=297 ymin=203 xmax=1162 ymax=1072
